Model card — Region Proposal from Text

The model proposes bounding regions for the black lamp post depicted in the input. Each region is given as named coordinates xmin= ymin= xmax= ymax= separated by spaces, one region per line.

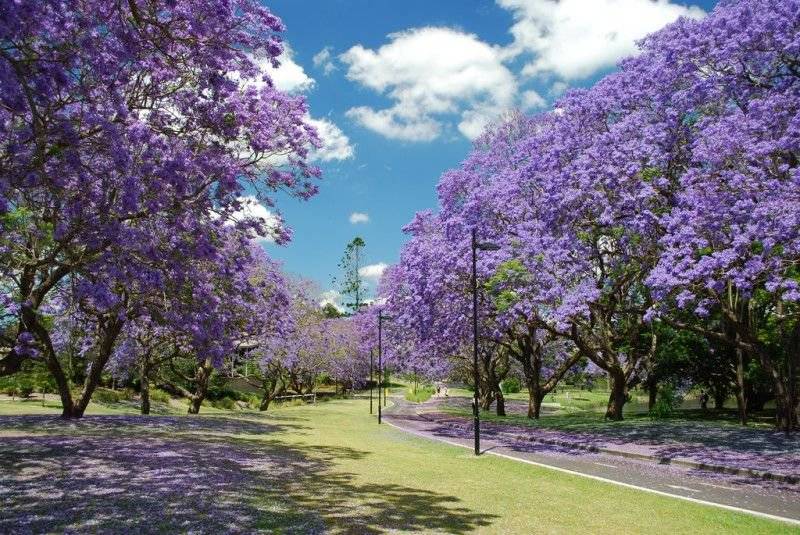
xmin=369 ymin=348 xmax=374 ymax=415
xmin=377 ymin=311 xmax=392 ymax=424
xmin=471 ymin=228 xmax=499 ymax=456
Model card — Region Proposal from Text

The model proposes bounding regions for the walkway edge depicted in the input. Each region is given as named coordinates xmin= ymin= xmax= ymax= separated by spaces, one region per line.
xmin=417 ymin=411 xmax=799 ymax=485
xmin=383 ymin=418 xmax=800 ymax=527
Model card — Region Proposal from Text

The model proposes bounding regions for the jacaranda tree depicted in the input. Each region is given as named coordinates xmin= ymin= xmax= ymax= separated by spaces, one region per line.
xmin=0 ymin=0 xmax=320 ymax=417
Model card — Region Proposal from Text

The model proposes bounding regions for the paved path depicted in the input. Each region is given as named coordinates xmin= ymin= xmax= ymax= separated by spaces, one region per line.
xmin=384 ymin=398 xmax=800 ymax=526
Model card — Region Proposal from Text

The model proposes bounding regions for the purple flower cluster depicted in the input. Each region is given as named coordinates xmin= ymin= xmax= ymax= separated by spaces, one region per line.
xmin=0 ymin=1 xmax=318 ymax=416
xmin=378 ymin=0 xmax=800 ymax=425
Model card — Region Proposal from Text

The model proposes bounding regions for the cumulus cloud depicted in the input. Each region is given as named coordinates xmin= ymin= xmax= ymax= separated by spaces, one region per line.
xmin=313 ymin=46 xmax=337 ymax=75
xmin=358 ymin=262 xmax=388 ymax=281
xmin=319 ymin=289 xmax=344 ymax=311
xmin=308 ymin=117 xmax=355 ymax=161
xmin=227 ymin=195 xmax=283 ymax=243
xmin=340 ymin=27 xmax=517 ymax=141
xmin=349 ymin=212 xmax=370 ymax=224
xmin=498 ymin=0 xmax=705 ymax=80
xmin=261 ymin=44 xmax=316 ymax=93
xmin=521 ymin=89 xmax=546 ymax=110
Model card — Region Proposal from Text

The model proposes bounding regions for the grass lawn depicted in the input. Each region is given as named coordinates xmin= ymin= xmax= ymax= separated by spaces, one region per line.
xmin=0 ymin=398 xmax=794 ymax=534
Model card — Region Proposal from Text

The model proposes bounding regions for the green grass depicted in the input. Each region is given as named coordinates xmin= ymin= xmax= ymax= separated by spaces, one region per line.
xmin=447 ymin=386 xmax=650 ymax=413
xmin=0 ymin=397 xmax=794 ymax=533
xmin=405 ymin=385 xmax=435 ymax=403
xmin=440 ymin=404 xmax=778 ymax=435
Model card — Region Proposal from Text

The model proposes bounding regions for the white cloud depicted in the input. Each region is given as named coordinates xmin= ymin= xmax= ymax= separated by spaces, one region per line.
xmin=340 ymin=27 xmax=517 ymax=141
xmin=521 ymin=89 xmax=546 ymax=110
xmin=345 ymin=106 xmax=441 ymax=142
xmin=227 ymin=195 xmax=283 ymax=243
xmin=358 ymin=262 xmax=388 ymax=281
xmin=497 ymin=0 xmax=704 ymax=80
xmin=549 ymin=81 xmax=569 ymax=97
xmin=308 ymin=117 xmax=355 ymax=161
xmin=313 ymin=46 xmax=337 ymax=75
xmin=319 ymin=289 xmax=344 ymax=311
xmin=262 ymin=44 xmax=316 ymax=93
xmin=349 ymin=212 xmax=369 ymax=224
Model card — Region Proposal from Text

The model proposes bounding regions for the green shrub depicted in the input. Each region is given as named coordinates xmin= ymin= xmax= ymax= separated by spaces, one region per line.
xmin=18 ymin=383 xmax=34 ymax=398
xmin=93 ymin=388 xmax=123 ymax=404
xmin=246 ymin=394 xmax=261 ymax=409
xmin=4 ymin=385 xmax=18 ymax=397
xmin=649 ymin=384 xmax=683 ymax=419
xmin=501 ymin=377 xmax=522 ymax=394
xmin=149 ymin=388 xmax=171 ymax=403
xmin=211 ymin=396 xmax=237 ymax=410
xmin=405 ymin=385 xmax=434 ymax=403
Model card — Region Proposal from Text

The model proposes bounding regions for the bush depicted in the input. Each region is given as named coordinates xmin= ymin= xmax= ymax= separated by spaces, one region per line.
xmin=149 ymin=388 xmax=171 ymax=404
xmin=18 ymin=383 xmax=34 ymax=398
xmin=405 ymin=385 xmax=435 ymax=403
xmin=246 ymin=394 xmax=261 ymax=409
xmin=649 ymin=384 xmax=683 ymax=419
xmin=93 ymin=388 xmax=123 ymax=404
xmin=501 ymin=377 xmax=522 ymax=394
xmin=4 ymin=385 xmax=18 ymax=397
xmin=211 ymin=396 xmax=237 ymax=410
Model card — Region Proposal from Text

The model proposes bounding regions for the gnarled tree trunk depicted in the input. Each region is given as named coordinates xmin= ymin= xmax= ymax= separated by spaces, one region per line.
xmin=187 ymin=359 xmax=214 ymax=415
xmin=605 ymin=368 xmax=627 ymax=421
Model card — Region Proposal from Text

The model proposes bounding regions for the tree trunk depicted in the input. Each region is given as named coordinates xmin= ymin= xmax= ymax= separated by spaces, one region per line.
xmin=187 ymin=360 xmax=213 ymax=415
xmin=526 ymin=388 xmax=537 ymax=419
xmin=524 ymin=373 xmax=544 ymax=419
xmin=140 ymin=360 xmax=151 ymax=415
xmin=259 ymin=393 xmax=271 ymax=411
xmin=479 ymin=390 xmax=494 ymax=411
xmin=647 ymin=381 xmax=658 ymax=412
xmin=495 ymin=389 xmax=505 ymax=416
xmin=530 ymin=391 xmax=544 ymax=419
xmin=60 ymin=318 xmax=124 ymax=419
xmin=605 ymin=368 xmax=626 ymax=421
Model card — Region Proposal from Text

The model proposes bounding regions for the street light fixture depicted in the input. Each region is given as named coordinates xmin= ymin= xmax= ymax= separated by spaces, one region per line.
xmin=377 ymin=311 xmax=393 ymax=424
xmin=471 ymin=228 xmax=500 ymax=456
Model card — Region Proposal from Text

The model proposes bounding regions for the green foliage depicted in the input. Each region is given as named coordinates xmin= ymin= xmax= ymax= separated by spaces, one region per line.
xmin=649 ymin=384 xmax=684 ymax=420
xmin=0 ymin=366 xmax=47 ymax=398
xmin=316 ymin=372 xmax=333 ymax=385
xmin=93 ymin=388 xmax=125 ymax=404
xmin=501 ymin=377 xmax=522 ymax=394
xmin=321 ymin=303 xmax=343 ymax=318
xmin=149 ymin=388 xmax=171 ymax=403
xmin=486 ymin=259 xmax=530 ymax=312
xmin=246 ymin=394 xmax=261 ymax=409
xmin=335 ymin=236 xmax=367 ymax=313
xmin=405 ymin=385 xmax=435 ymax=403
xmin=211 ymin=396 xmax=237 ymax=410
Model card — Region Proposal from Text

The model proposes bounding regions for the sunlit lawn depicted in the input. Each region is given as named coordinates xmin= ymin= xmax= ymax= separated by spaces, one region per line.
xmin=0 ymin=398 xmax=794 ymax=534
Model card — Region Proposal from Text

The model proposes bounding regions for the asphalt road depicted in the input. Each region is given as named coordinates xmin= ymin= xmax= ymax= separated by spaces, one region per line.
xmin=383 ymin=398 xmax=800 ymax=527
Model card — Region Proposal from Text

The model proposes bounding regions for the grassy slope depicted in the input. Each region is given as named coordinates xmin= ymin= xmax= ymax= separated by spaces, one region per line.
xmin=0 ymin=397 xmax=794 ymax=534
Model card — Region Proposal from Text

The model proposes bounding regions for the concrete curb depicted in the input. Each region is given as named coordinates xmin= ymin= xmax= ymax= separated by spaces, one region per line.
xmin=416 ymin=411 xmax=800 ymax=485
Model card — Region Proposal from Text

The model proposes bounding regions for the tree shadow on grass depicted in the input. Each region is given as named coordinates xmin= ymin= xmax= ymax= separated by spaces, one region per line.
xmin=0 ymin=415 xmax=496 ymax=534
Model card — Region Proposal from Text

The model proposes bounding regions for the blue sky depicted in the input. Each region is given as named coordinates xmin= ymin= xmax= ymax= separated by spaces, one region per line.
xmin=257 ymin=0 xmax=718 ymax=308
